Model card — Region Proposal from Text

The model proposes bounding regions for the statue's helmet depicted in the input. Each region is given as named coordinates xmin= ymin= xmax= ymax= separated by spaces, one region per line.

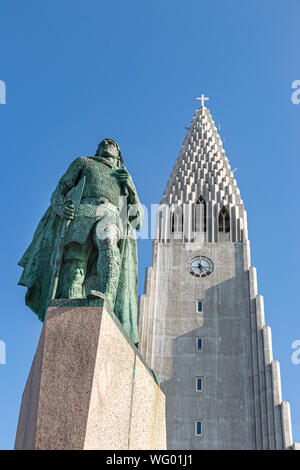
xmin=95 ymin=138 xmax=123 ymax=165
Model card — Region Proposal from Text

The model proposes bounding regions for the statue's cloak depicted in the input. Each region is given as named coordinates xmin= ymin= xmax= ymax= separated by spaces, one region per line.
xmin=18 ymin=204 xmax=141 ymax=346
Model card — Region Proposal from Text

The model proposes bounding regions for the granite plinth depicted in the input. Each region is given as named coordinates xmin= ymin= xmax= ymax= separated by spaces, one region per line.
xmin=14 ymin=303 xmax=166 ymax=450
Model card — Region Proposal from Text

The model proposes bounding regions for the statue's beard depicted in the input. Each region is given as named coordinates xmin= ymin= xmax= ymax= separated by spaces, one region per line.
xmin=96 ymin=155 xmax=120 ymax=168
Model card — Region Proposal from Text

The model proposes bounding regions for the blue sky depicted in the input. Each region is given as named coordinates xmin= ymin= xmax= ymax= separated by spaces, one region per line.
xmin=0 ymin=0 xmax=299 ymax=449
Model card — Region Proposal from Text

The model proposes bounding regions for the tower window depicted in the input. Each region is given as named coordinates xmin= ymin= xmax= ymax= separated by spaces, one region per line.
xmin=171 ymin=206 xmax=183 ymax=233
xmin=196 ymin=338 xmax=203 ymax=350
xmin=197 ymin=300 xmax=203 ymax=313
xmin=195 ymin=420 xmax=203 ymax=436
xmin=193 ymin=196 xmax=207 ymax=232
xmin=219 ymin=206 xmax=230 ymax=233
xmin=196 ymin=377 xmax=203 ymax=392
xmin=158 ymin=211 xmax=163 ymax=239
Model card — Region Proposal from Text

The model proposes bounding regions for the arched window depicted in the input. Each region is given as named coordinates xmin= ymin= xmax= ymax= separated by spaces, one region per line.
xmin=193 ymin=196 xmax=207 ymax=232
xmin=171 ymin=205 xmax=183 ymax=233
xmin=219 ymin=206 xmax=230 ymax=233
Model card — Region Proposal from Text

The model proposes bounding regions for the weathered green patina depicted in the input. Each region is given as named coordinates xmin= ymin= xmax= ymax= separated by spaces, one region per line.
xmin=18 ymin=139 xmax=143 ymax=345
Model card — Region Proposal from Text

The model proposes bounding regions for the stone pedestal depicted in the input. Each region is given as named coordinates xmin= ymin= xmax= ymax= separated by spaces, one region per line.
xmin=14 ymin=302 xmax=166 ymax=450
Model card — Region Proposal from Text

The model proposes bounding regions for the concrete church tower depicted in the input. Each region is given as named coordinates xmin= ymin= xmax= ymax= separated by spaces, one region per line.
xmin=138 ymin=96 xmax=296 ymax=450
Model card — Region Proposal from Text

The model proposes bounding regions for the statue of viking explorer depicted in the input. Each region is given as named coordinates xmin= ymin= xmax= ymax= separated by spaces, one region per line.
xmin=18 ymin=139 xmax=143 ymax=345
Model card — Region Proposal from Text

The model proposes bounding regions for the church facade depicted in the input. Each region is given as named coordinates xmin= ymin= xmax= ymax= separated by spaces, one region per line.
xmin=138 ymin=99 xmax=296 ymax=450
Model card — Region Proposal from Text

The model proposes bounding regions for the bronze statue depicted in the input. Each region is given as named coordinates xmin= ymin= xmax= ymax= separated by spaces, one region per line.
xmin=18 ymin=139 xmax=143 ymax=345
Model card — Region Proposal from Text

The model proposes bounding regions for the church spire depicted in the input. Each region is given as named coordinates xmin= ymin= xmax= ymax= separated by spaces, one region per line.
xmin=139 ymin=96 xmax=296 ymax=450
xmin=159 ymin=97 xmax=248 ymax=242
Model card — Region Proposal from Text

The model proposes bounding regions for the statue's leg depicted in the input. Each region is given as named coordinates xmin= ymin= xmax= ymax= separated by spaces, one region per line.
xmin=93 ymin=213 xmax=121 ymax=309
xmin=60 ymin=241 xmax=92 ymax=299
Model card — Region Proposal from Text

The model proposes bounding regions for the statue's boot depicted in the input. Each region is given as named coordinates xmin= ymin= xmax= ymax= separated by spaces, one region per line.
xmin=95 ymin=242 xmax=122 ymax=310
xmin=60 ymin=259 xmax=86 ymax=299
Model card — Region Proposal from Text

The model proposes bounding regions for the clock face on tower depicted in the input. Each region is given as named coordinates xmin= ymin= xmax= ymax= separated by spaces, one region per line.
xmin=187 ymin=255 xmax=214 ymax=278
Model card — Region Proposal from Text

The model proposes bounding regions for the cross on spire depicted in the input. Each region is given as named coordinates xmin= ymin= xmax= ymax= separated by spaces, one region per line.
xmin=196 ymin=93 xmax=209 ymax=107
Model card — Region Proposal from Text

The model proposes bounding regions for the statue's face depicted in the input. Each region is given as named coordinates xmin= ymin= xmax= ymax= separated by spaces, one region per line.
xmin=97 ymin=139 xmax=120 ymax=163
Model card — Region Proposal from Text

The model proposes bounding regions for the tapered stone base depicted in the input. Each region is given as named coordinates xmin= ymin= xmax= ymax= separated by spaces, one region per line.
xmin=14 ymin=303 xmax=166 ymax=450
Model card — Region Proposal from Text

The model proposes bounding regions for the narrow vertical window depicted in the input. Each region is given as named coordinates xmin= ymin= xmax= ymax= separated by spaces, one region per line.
xmin=197 ymin=300 xmax=203 ymax=313
xmin=196 ymin=377 xmax=203 ymax=392
xmin=218 ymin=206 xmax=230 ymax=233
xmin=171 ymin=211 xmax=175 ymax=233
xmin=194 ymin=196 xmax=207 ymax=232
xmin=195 ymin=420 xmax=203 ymax=436
xmin=158 ymin=211 xmax=163 ymax=240
xmin=171 ymin=206 xmax=183 ymax=233
xmin=196 ymin=338 xmax=203 ymax=350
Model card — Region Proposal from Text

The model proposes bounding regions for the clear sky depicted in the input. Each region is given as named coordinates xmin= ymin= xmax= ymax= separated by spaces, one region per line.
xmin=0 ymin=0 xmax=299 ymax=449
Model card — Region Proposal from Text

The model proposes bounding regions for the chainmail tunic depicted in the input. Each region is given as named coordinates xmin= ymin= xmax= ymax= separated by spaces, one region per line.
xmin=58 ymin=156 xmax=123 ymax=246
